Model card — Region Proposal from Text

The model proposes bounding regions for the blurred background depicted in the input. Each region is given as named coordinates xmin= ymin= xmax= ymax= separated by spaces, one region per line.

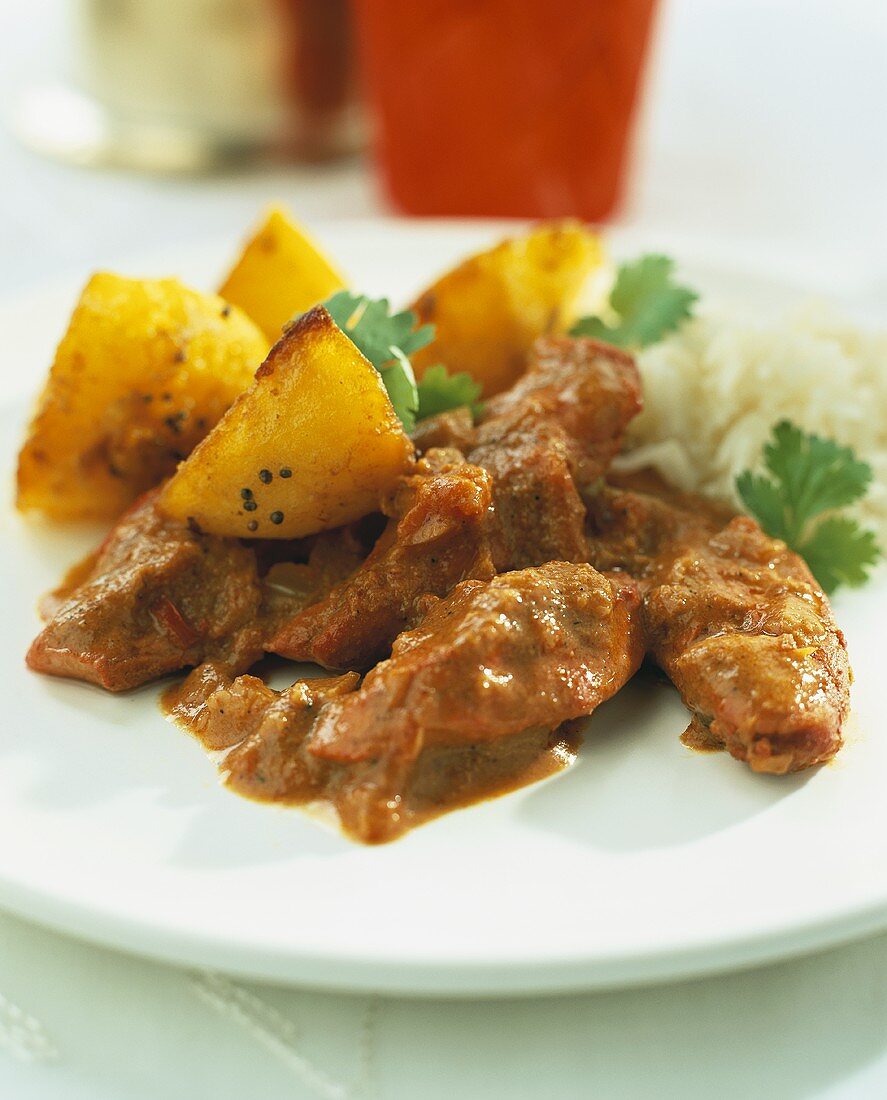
xmin=1 ymin=0 xmax=884 ymax=299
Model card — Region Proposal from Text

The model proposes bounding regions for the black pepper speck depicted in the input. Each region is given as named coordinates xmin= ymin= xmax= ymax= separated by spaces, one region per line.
xmin=243 ymin=500 xmax=257 ymax=512
xmin=240 ymin=488 xmax=253 ymax=500
xmin=259 ymin=469 xmax=273 ymax=484
xmin=279 ymin=467 xmax=292 ymax=478
xmin=270 ymin=510 xmax=284 ymax=525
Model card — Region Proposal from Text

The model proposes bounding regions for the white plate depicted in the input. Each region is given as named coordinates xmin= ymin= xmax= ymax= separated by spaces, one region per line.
xmin=0 ymin=221 xmax=885 ymax=997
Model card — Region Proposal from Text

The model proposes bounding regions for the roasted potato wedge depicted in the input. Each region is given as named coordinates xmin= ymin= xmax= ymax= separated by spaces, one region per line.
xmin=159 ymin=306 xmax=414 ymax=539
xmin=410 ymin=221 xmax=605 ymax=396
xmin=219 ymin=207 xmax=346 ymax=342
xmin=16 ymin=274 xmax=268 ymax=522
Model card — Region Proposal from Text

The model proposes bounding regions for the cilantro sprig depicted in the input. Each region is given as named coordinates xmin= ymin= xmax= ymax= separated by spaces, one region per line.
xmin=323 ymin=291 xmax=435 ymax=367
xmin=323 ymin=291 xmax=430 ymax=431
xmin=736 ymin=420 xmax=881 ymax=593
xmin=416 ymin=363 xmax=482 ymax=422
xmin=570 ymin=254 xmax=697 ymax=349
xmin=322 ymin=291 xmax=480 ymax=432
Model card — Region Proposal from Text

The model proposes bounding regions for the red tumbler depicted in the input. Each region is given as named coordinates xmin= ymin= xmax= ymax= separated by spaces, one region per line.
xmin=353 ymin=0 xmax=658 ymax=219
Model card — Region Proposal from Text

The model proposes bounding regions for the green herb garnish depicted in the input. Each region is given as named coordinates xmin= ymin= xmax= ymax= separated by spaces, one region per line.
xmin=415 ymin=364 xmax=483 ymax=422
xmin=380 ymin=348 xmax=419 ymax=433
xmin=736 ymin=420 xmax=881 ymax=593
xmin=570 ymin=254 xmax=697 ymax=349
xmin=322 ymin=291 xmax=480 ymax=431
xmin=322 ymin=291 xmax=430 ymax=431
xmin=323 ymin=291 xmax=434 ymax=368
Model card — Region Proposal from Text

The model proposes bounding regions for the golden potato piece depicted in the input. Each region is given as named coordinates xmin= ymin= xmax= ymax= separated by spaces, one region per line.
xmin=219 ymin=207 xmax=346 ymax=342
xmin=16 ymin=274 xmax=268 ymax=522
xmin=410 ymin=220 xmax=605 ymax=396
xmin=159 ymin=306 xmax=414 ymax=539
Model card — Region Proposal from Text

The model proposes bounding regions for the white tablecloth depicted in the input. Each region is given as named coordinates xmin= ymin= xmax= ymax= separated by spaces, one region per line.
xmin=1 ymin=0 xmax=886 ymax=1096
xmin=4 ymin=911 xmax=887 ymax=1100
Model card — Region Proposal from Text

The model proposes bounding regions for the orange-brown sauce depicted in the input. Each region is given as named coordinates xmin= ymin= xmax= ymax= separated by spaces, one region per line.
xmin=680 ymin=715 xmax=724 ymax=754
xmin=161 ymin=674 xmax=580 ymax=843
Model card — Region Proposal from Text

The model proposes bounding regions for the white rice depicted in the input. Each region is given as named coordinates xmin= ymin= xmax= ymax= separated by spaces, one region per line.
xmin=616 ymin=304 xmax=887 ymax=545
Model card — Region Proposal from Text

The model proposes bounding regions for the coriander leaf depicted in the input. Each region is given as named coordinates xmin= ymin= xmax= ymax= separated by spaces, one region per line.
xmin=736 ymin=420 xmax=881 ymax=593
xmin=380 ymin=348 xmax=419 ymax=433
xmin=567 ymin=314 xmax=615 ymax=343
xmin=322 ymin=289 xmax=364 ymax=334
xmin=322 ymin=290 xmax=434 ymax=371
xmin=798 ymin=517 xmax=882 ymax=595
xmin=762 ymin=420 xmax=873 ymax=538
xmin=416 ymin=364 xmax=484 ymax=422
xmin=736 ymin=470 xmax=789 ymax=541
xmin=569 ymin=254 xmax=697 ymax=349
xmin=321 ymin=290 xmax=433 ymax=430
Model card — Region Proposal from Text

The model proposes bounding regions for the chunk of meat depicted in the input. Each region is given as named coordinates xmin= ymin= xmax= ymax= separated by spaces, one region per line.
xmin=27 ymin=491 xmax=265 ymax=691
xmin=311 ymin=562 xmax=643 ymax=760
xmin=166 ymin=664 xmax=360 ymax=799
xmin=435 ymin=336 xmax=643 ymax=568
xmin=471 ymin=417 xmax=590 ymax=568
xmin=171 ymin=562 xmax=644 ymax=843
xmin=260 ymin=527 xmax=369 ymax=635
xmin=270 ymin=453 xmax=498 ymax=669
xmin=410 ymin=407 xmax=476 ymax=453
xmin=586 ymin=474 xmax=851 ymax=773
xmin=312 ymin=561 xmax=644 ymax=842
xmin=477 ymin=335 xmax=643 ymax=488
xmin=270 ymin=337 xmax=642 ymax=669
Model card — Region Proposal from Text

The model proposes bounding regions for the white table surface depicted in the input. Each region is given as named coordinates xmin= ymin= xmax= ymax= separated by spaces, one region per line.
xmin=1 ymin=0 xmax=886 ymax=1097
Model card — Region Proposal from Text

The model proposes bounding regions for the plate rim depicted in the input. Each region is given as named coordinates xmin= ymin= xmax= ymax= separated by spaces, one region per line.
xmin=1 ymin=860 xmax=887 ymax=997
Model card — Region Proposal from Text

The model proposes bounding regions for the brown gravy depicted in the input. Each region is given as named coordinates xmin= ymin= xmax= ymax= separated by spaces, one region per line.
xmin=162 ymin=671 xmax=580 ymax=844
xmin=680 ymin=715 xmax=724 ymax=754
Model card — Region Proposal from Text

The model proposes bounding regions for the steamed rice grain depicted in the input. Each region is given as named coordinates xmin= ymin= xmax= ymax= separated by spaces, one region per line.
xmin=617 ymin=305 xmax=887 ymax=544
